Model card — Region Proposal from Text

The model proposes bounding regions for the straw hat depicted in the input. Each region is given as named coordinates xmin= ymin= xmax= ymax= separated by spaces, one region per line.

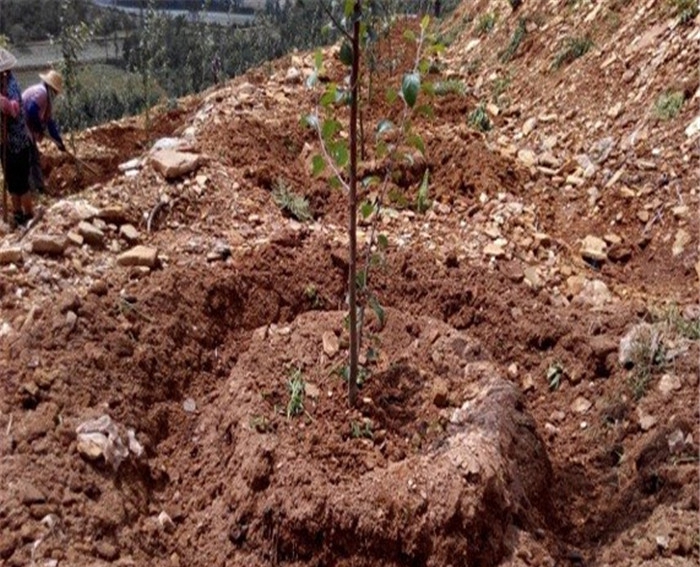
xmin=0 ymin=48 xmax=18 ymax=73
xmin=39 ymin=70 xmax=63 ymax=94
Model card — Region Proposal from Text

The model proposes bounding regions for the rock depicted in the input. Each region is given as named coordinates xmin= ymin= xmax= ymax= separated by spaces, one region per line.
xmin=431 ymin=377 xmax=449 ymax=408
xmin=305 ymin=382 xmax=321 ymax=399
xmin=119 ymin=224 xmax=140 ymax=244
xmin=517 ymin=149 xmax=537 ymax=168
xmin=658 ymin=374 xmax=681 ymax=396
xmin=90 ymin=279 xmax=109 ymax=296
xmin=0 ymin=246 xmax=22 ymax=265
xmin=76 ymin=415 xmax=131 ymax=470
xmin=580 ymin=235 xmax=607 ymax=262
xmin=97 ymin=206 xmax=130 ymax=224
xmin=67 ymin=231 xmax=84 ymax=247
xmin=118 ymin=158 xmax=141 ymax=172
xmin=672 ymin=229 xmax=691 ymax=257
xmin=31 ymin=235 xmax=68 ymax=256
xmin=95 ymin=540 xmax=119 ymax=561
xmin=570 ymin=396 xmax=592 ymax=414
xmin=117 ymin=245 xmax=159 ymax=268
xmin=575 ymin=279 xmax=612 ymax=307
xmin=66 ymin=310 xmax=78 ymax=330
xmin=483 ymin=242 xmax=506 ymax=258
xmin=19 ymin=481 xmax=46 ymax=505
xmin=608 ymin=244 xmax=632 ymax=263
xmin=322 ymin=331 xmax=339 ymax=357
xmin=523 ymin=266 xmax=542 ymax=288
xmin=619 ymin=323 xmax=659 ymax=367
xmin=183 ymin=398 xmax=196 ymax=413
xmin=607 ymin=102 xmax=623 ymax=118
xmin=522 ymin=117 xmax=538 ymax=136
xmin=285 ymin=66 xmax=302 ymax=84
xmin=151 ymin=149 xmax=203 ymax=180
xmin=158 ymin=511 xmax=176 ymax=533
xmin=637 ymin=407 xmax=658 ymax=431
xmin=78 ymin=221 xmax=105 ymax=247
xmin=672 ymin=205 xmax=689 ymax=219
xmin=686 ymin=115 xmax=700 ymax=138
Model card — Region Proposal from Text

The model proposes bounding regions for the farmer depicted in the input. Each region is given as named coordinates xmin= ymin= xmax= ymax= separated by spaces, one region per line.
xmin=0 ymin=48 xmax=34 ymax=227
xmin=22 ymin=69 xmax=66 ymax=193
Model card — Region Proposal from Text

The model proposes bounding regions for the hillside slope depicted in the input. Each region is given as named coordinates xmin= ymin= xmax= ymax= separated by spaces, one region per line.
xmin=0 ymin=1 xmax=698 ymax=566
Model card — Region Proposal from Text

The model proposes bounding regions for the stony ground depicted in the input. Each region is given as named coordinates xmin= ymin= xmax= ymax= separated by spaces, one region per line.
xmin=0 ymin=1 xmax=698 ymax=566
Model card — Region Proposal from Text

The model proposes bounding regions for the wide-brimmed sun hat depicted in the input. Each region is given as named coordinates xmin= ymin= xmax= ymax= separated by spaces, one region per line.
xmin=0 ymin=48 xmax=18 ymax=73
xmin=39 ymin=69 xmax=63 ymax=94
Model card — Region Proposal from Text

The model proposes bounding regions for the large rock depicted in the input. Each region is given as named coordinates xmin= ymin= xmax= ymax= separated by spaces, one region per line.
xmin=0 ymin=247 xmax=22 ymax=265
xmin=151 ymin=149 xmax=203 ymax=180
xmin=580 ymin=235 xmax=608 ymax=262
xmin=31 ymin=235 xmax=68 ymax=256
xmin=117 ymin=245 xmax=159 ymax=268
xmin=78 ymin=221 xmax=105 ymax=247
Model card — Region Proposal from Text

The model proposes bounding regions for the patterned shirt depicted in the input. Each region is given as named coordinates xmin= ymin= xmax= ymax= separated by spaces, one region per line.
xmin=1 ymin=72 xmax=31 ymax=153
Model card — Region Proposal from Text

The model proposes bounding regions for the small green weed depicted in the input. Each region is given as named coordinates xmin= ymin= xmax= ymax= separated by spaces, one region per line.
xmin=286 ymin=368 xmax=306 ymax=419
xmin=468 ymin=102 xmax=492 ymax=132
xmin=500 ymin=18 xmax=527 ymax=63
xmin=415 ymin=169 xmax=431 ymax=214
xmin=475 ymin=12 xmax=497 ymax=36
xmin=551 ymin=35 xmax=593 ymax=69
xmin=249 ymin=415 xmax=270 ymax=433
xmin=272 ymin=179 xmax=313 ymax=222
xmin=547 ymin=362 xmax=564 ymax=390
xmin=670 ymin=0 xmax=699 ymax=24
xmin=654 ymin=91 xmax=684 ymax=121
xmin=627 ymin=331 xmax=666 ymax=401
xmin=350 ymin=419 xmax=374 ymax=439
xmin=432 ymin=80 xmax=467 ymax=96
xmin=656 ymin=303 xmax=700 ymax=340
xmin=491 ymin=73 xmax=512 ymax=105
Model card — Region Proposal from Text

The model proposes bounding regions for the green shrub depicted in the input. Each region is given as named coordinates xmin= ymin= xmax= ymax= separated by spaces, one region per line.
xmin=670 ymin=0 xmax=699 ymax=23
xmin=500 ymin=18 xmax=526 ymax=63
xmin=654 ymin=90 xmax=684 ymax=120
xmin=475 ymin=12 xmax=497 ymax=36
xmin=468 ymin=102 xmax=491 ymax=132
xmin=551 ymin=35 xmax=593 ymax=69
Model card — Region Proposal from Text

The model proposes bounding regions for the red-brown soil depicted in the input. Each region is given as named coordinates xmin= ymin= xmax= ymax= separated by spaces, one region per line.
xmin=0 ymin=2 xmax=698 ymax=566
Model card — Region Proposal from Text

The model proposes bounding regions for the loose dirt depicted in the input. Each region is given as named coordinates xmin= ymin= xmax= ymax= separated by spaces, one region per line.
xmin=1 ymin=1 xmax=698 ymax=566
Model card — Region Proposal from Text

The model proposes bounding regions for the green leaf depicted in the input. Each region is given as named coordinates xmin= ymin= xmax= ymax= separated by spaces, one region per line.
xmin=339 ymin=41 xmax=353 ymax=66
xmin=360 ymin=200 xmax=375 ymax=219
xmin=418 ymin=59 xmax=430 ymax=75
xmin=330 ymin=175 xmax=343 ymax=190
xmin=377 ymin=233 xmax=389 ymax=250
xmin=403 ymin=29 xmax=416 ymax=42
xmin=356 ymin=270 xmax=367 ymax=291
xmin=330 ymin=141 xmax=349 ymax=168
xmin=320 ymin=84 xmax=338 ymax=107
xmin=376 ymin=119 xmax=394 ymax=137
xmin=369 ymin=295 xmax=386 ymax=329
xmin=376 ymin=140 xmax=389 ymax=158
xmin=420 ymin=14 xmax=431 ymax=32
xmin=401 ymin=72 xmax=420 ymax=108
xmin=312 ymin=155 xmax=326 ymax=177
xmin=343 ymin=0 xmax=355 ymax=18
xmin=407 ymin=133 xmax=425 ymax=155
xmin=322 ymin=119 xmax=341 ymax=140
xmin=362 ymin=175 xmax=380 ymax=188
xmin=314 ymin=49 xmax=323 ymax=71
xmin=385 ymin=87 xmax=398 ymax=105
xmin=416 ymin=104 xmax=434 ymax=118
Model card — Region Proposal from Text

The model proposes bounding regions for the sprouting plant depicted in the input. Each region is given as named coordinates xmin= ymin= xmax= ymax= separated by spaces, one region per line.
xmin=626 ymin=329 xmax=666 ymax=400
xmin=468 ymin=102 xmax=491 ymax=132
xmin=272 ymin=178 xmax=313 ymax=221
xmin=431 ymin=79 xmax=467 ymax=96
xmin=655 ymin=303 xmax=700 ymax=340
xmin=350 ymin=419 xmax=374 ymax=439
xmin=547 ymin=362 xmax=564 ymax=390
xmin=249 ymin=415 xmax=270 ymax=433
xmin=286 ymin=368 xmax=306 ymax=418
xmin=551 ymin=35 xmax=593 ymax=69
xmin=491 ymin=73 xmax=511 ymax=105
xmin=415 ymin=169 xmax=431 ymax=214
xmin=475 ymin=12 xmax=497 ymax=36
xmin=499 ymin=18 xmax=526 ymax=63
xmin=654 ymin=91 xmax=684 ymax=121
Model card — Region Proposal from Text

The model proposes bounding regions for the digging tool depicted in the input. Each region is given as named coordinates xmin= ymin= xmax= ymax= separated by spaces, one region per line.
xmin=65 ymin=149 xmax=99 ymax=176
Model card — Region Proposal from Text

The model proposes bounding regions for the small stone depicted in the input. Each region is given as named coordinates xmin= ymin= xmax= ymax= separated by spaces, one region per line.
xmin=66 ymin=231 xmax=84 ymax=247
xmin=685 ymin=115 xmax=700 ymax=138
xmin=305 ymin=382 xmax=321 ymax=399
xmin=284 ymin=66 xmax=302 ymax=84
xmin=517 ymin=149 xmax=537 ymax=168
xmin=523 ymin=266 xmax=542 ymax=288
xmin=580 ymin=235 xmax=607 ymax=262
xmin=117 ymin=246 xmax=159 ymax=268
xmin=637 ymin=407 xmax=658 ymax=431
xmin=483 ymin=243 xmax=506 ymax=258
xmin=607 ymin=102 xmax=623 ymax=118
xmin=78 ymin=221 xmax=105 ymax=247
xmin=637 ymin=210 xmax=650 ymax=223
xmin=672 ymin=205 xmax=689 ymax=219
xmin=322 ymin=331 xmax=339 ymax=357
xmin=575 ymin=279 xmax=612 ymax=307
xmin=65 ymin=311 xmax=78 ymax=330
xmin=119 ymin=224 xmax=140 ymax=243
xmin=19 ymin=482 xmax=46 ymax=505
xmin=658 ymin=374 xmax=681 ymax=396
xmin=431 ymin=377 xmax=449 ymax=408
xmin=0 ymin=247 xmax=22 ymax=265
xmin=94 ymin=541 xmax=119 ymax=561
xmin=90 ymin=279 xmax=109 ymax=296
xmin=522 ymin=117 xmax=538 ymax=136
xmin=151 ymin=150 xmax=203 ymax=180
xmin=507 ymin=363 xmax=518 ymax=378
xmin=672 ymin=229 xmax=691 ymax=257
xmin=570 ymin=396 xmax=592 ymax=414
xmin=97 ymin=206 xmax=129 ymax=224
xmin=31 ymin=235 xmax=68 ymax=256
xmin=158 ymin=511 xmax=176 ymax=533
xmin=603 ymin=233 xmax=622 ymax=245
xmin=183 ymin=398 xmax=196 ymax=413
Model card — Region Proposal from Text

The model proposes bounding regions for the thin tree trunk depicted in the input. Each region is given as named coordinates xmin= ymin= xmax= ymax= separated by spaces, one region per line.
xmin=348 ymin=0 xmax=361 ymax=407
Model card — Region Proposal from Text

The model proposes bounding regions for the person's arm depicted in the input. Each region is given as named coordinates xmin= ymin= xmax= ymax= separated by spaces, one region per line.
xmin=47 ymin=119 xmax=66 ymax=151
xmin=0 ymin=95 xmax=19 ymax=118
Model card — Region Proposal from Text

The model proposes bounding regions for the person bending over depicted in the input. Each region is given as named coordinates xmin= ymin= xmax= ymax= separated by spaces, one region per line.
xmin=23 ymin=69 xmax=66 ymax=193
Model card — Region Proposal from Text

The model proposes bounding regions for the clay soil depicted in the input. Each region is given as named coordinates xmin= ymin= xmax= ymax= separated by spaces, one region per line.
xmin=1 ymin=1 xmax=699 ymax=566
